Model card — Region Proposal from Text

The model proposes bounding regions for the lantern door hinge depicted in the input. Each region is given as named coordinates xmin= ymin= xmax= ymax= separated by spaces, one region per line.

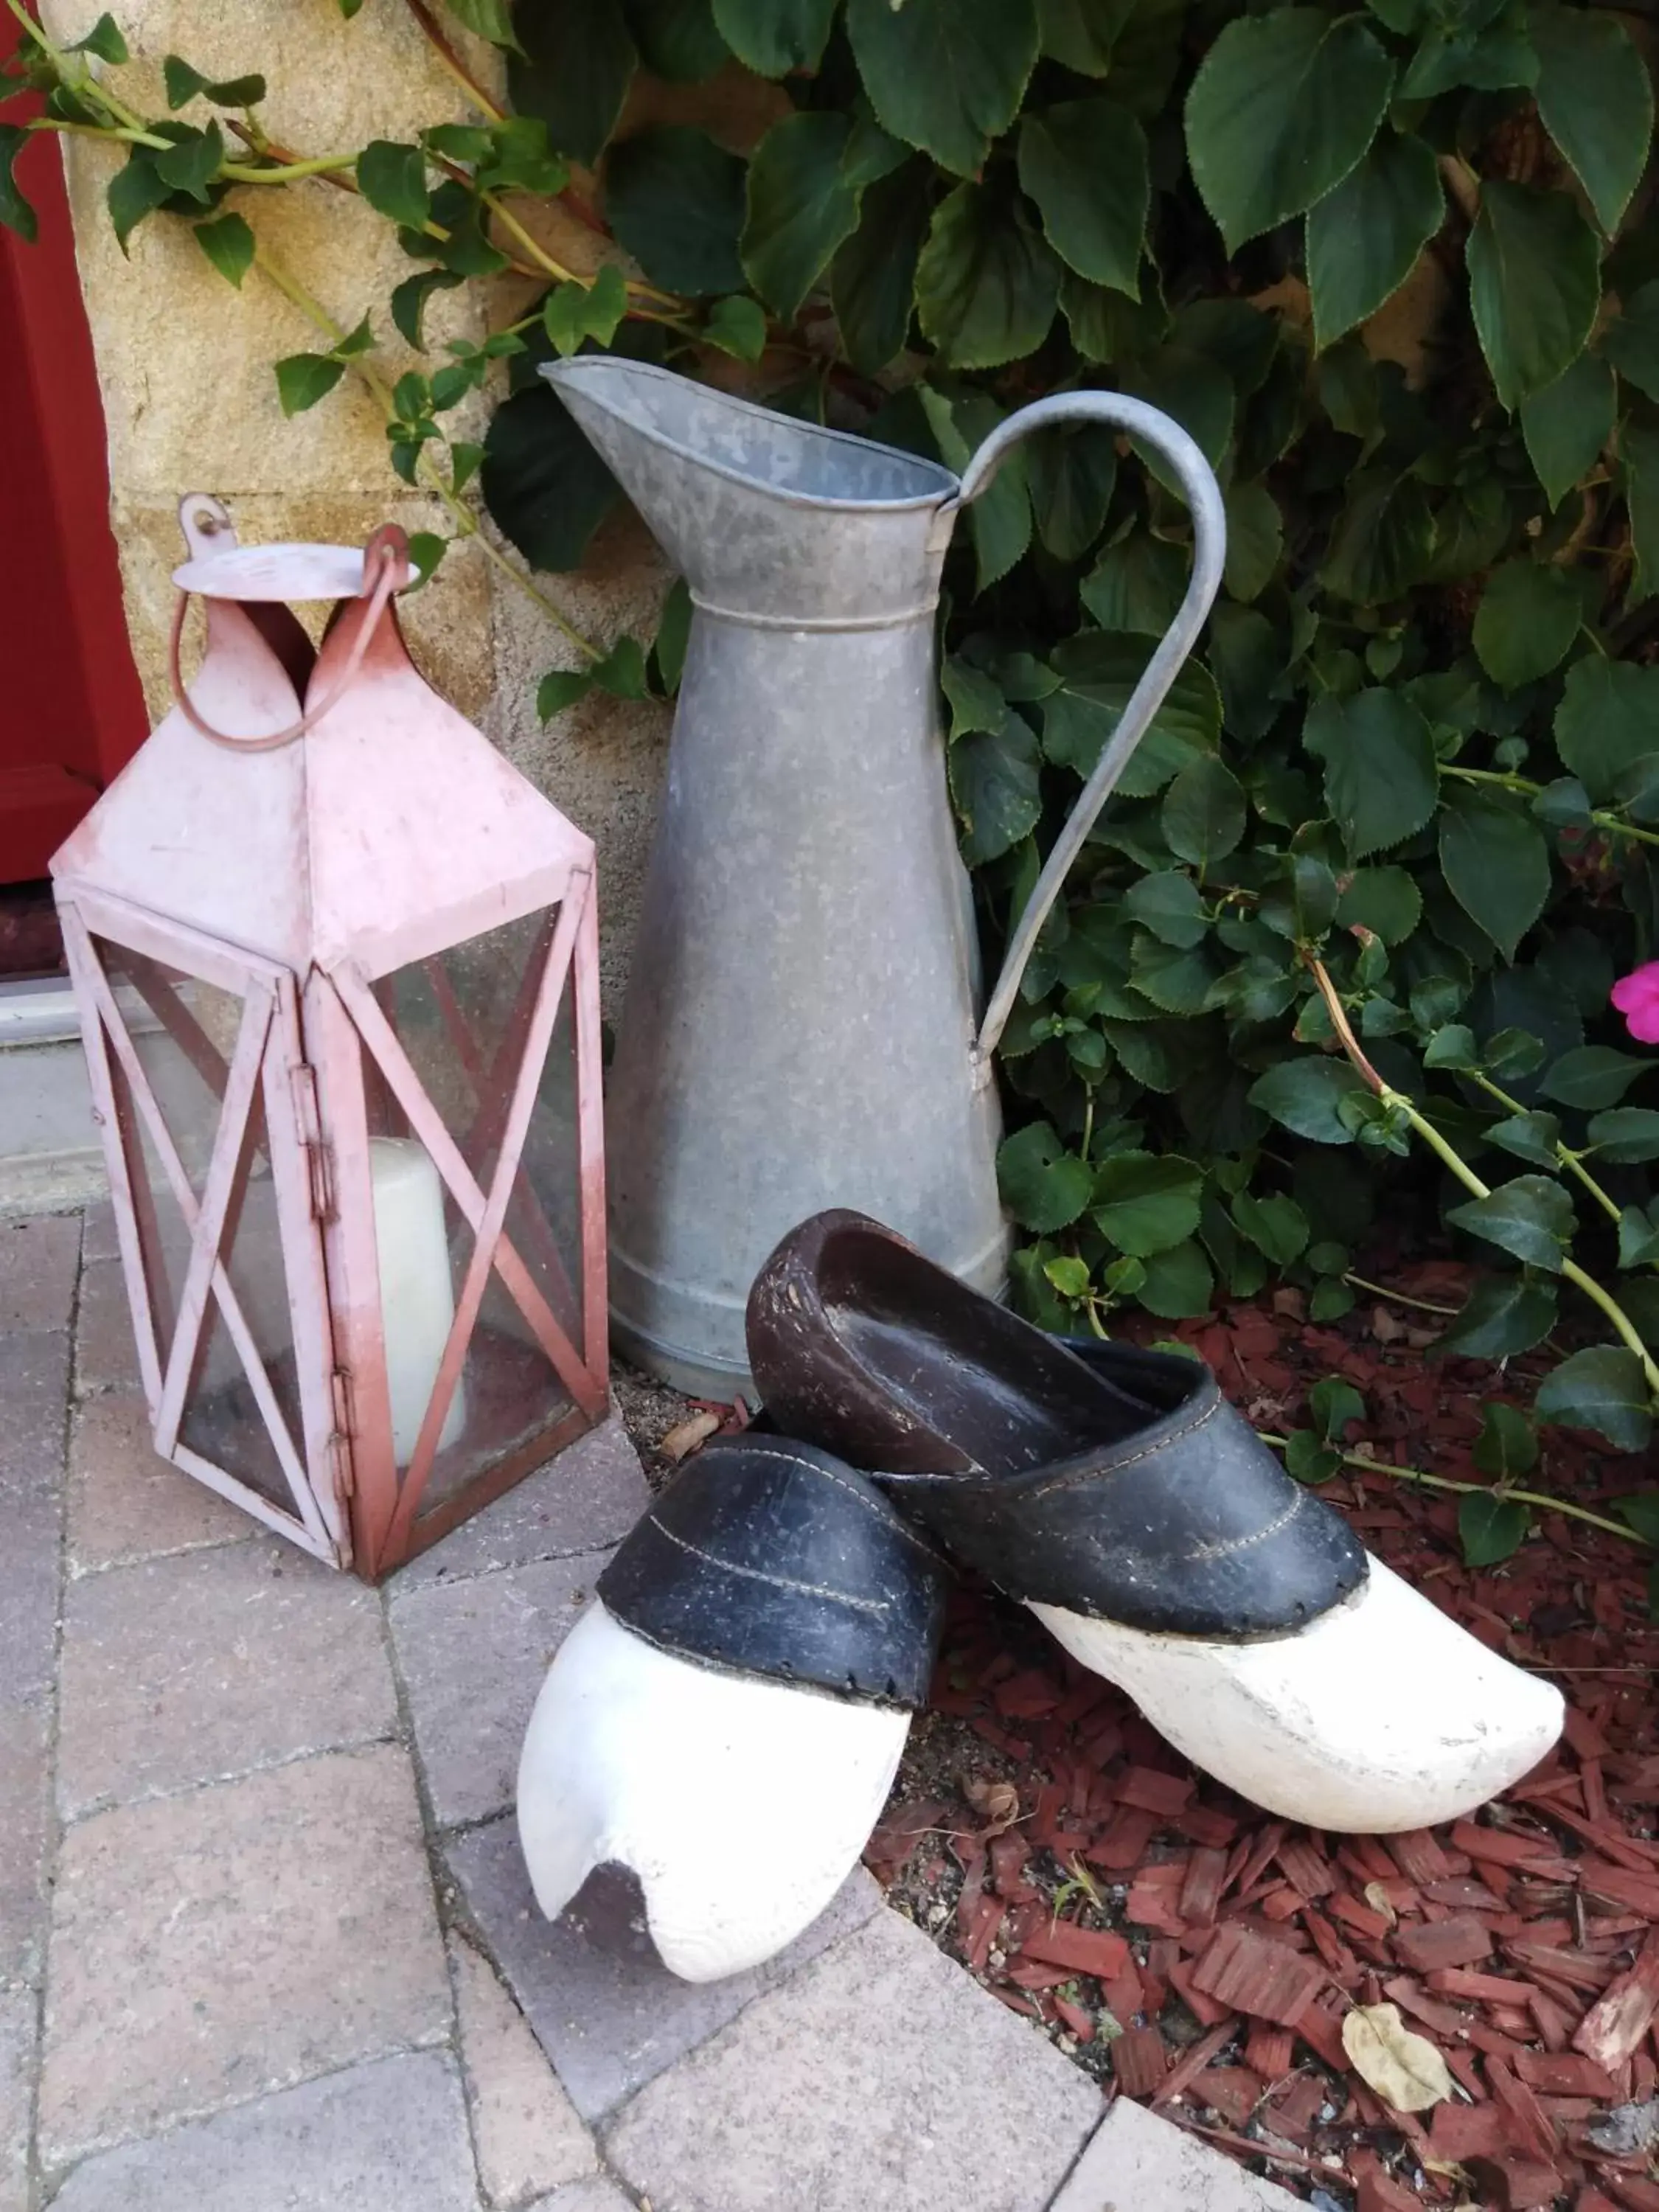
xmin=328 ymin=1366 xmax=356 ymax=1499
xmin=289 ymin=1062 xmax=336 ymax=1223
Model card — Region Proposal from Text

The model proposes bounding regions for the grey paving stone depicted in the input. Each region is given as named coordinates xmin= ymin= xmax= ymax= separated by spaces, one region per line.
xmin=80 ymin=1200 xmax=121 ymax=1266
xmin=67 ymin=1388 xmax=246 ymax=1575
xmin=447 ymin=1815 xmax=883 ymax=2125
xmin=393 ymin=1416 xmax=648 ymax=1591
xmin=451 ymin=1930 xmax=597 ymax=2207
xmin=56 ymin=1537 xmax=398 ymax=1818
xmin=0 ymin=1213 xmax=80 ymax=1336
xmin=46 ymin=2050 xmax=479 ymax=2212
xmin=604 ymin=1905 xmax=1100 ymax=2212
xmin=391 ymin=1552 xmax=611 ymax=1829
xmin=0 ymin=1702 xmax=51 ymax=1989
xmin=0 ymin=1985 xmax=33 ymax=2212
xmin=1047 ymin=2094 xmax=1305 ymax=2211
xmin=0 ymin=1334 xmax=69 ymax=1717
xmin=72 ymin=1258 xmax=140 ymax=1396
xmin=528 ymin=2182 xmax=638 ymax=2212
xmin=39 ymin=1745 xmax=451 ymax=2165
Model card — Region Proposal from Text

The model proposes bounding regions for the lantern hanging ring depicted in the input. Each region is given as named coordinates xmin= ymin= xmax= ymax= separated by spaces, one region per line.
xmin=166 ymin=524 xmax=409 ymax=753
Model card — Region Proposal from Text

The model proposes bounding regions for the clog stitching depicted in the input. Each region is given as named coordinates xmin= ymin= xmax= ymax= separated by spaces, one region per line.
xmin=725 ymin=1439 xmax=953 ymax=1567
xmin=644 ymin=1513 xmax=893 ymax=1613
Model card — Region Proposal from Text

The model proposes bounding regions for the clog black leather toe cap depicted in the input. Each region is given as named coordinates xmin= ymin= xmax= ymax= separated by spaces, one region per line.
xmin=597 ymin=1437 xmax=949 ymax=1706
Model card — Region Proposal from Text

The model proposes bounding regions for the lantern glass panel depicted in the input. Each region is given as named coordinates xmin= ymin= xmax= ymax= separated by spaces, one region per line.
xmin=91 ymin=936 xmax=306 ymax=1512
xmin=365 ymin=904 xmax=585 ymax=1506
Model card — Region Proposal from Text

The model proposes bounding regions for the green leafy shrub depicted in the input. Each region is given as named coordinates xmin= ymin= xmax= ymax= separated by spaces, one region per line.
xmin=7 ymin=0 xmax=1659 ymax=1534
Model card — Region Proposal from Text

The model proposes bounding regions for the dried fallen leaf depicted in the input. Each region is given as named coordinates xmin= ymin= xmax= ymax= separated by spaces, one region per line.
xmin=1363 ymin=1879 xmax=1399 ymax=1930
xmin=961 ymin=1773 xmax=1021 ymax=1836
xmin=1341 ymin=2002 xmax=1453 ymax=2113
xmin=1370 ymin=1304 xmax=1405 ymax=1344
xmin=658 ymin=1411 xmax=721 ymax=1464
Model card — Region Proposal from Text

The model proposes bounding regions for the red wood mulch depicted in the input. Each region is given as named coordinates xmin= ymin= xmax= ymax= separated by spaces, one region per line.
xmin=865 ymin=1262 xmax=1659 ymax=2211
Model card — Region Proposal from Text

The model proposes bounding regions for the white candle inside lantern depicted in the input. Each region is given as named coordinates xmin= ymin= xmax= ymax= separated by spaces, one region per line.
xmin=369 ymin=1136 xmax=468 ymax=1463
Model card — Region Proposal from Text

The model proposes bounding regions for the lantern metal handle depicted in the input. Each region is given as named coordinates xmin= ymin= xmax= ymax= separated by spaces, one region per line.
xmin=167 ymin=524 xmax=409 ymax=753
xmin=954 ymin=392 xmax=1226 ymax=1065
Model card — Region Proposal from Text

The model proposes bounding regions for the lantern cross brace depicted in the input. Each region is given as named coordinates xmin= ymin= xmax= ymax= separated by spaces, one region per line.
xmin=59 ymin=903 xmax=330 ymax=1551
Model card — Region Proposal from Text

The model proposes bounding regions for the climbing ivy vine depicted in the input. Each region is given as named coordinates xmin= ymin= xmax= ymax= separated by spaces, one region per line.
xmin=6 ymin=0 xmax=1659 ymax=1551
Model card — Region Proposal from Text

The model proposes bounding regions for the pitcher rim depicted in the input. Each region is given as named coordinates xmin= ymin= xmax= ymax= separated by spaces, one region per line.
xmin=542 ymin=357 xmax=959 ymax=515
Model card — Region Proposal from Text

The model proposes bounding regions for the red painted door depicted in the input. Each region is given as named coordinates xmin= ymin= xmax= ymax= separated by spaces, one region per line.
xmin=0 ymin=24 xmax=146 ymax=889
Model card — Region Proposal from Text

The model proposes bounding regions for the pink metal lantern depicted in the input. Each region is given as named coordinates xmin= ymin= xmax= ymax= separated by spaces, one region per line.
xmin=52 ymin=495 xmax=608 ymax=1579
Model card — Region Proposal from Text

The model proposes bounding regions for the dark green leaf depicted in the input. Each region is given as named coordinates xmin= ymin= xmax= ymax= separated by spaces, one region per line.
xmin=1335 ymin=866 xmax=1422 ymax=945
xmin=742 ymin=111 xmax=861 ymax=322
xmin=1424 ymin=1024 xmax=1480 ymax=1071
xmin=1520 ymin=352 xmax=1615 ymax=509
xmin=1458 ymin=1492 xmax=1531 ymax=1567
xmin=152 ymin=121 xmax=222 ymax=204
xmin=591 ymin=634 xmax=649 ymax=698
xmin=1121 ymin=345 xmax=1234 ymax=473
xmin=1613 ymin=1491 xmax=1659 ymax=1545
xmin=1531 ymin=1 xmax=1652 ymax=237
xmin=71 ymin=13 xmax=127 ymax=63
xmin=391 ymin=268 xmax=465 ymax=349
xmin=543 ymin=264 xmax=629 ymax=357
xmin=1542 ymin=1044 xmax=1652 ymax=1110
xmin=164 ymin=55 xmax=207 ymax=108
xmin=1042 ymin=632 xmax=1222 ymax=793
xmin=1536 ymin=1346 xmax=1654 ymax=1453
xmin=1472 ymin=1399 xmax=1538 ymax=1478
xmin=1588 ymin=1109 xmax=1659 ymax=1164
xmin=358 ymin=140 xmax=430 ymax=230
xmin=1135 ymin=1238 xmax=1214 ymax=1318
xmin=1284 ymin=1430 xmax=1342 ymax=1483
xmin=1619 ymin=1204 xmax=1659 ymax=1271
xmin=1248 ymin=1057 xmax=1370 ymax=1144
xmin=1080 ymin=532 xmax=1188 ymax=636
xmin=481 ymin=383 xmax=621 ymax=572
xmin=1234 ymin=1190 xmax=1311 ymax=1267
xmin=538 ymin=668 xmax=594 ymax=718
xmin=916 ymin=183 xmax=1060 ymax=369
xmin=652 ymin=576 xmax=692 ymax=695
xmin=446 ymin=0 xmax=520 ymax=41
xmin=399 ymin=181 xmax=507 ymax=277
xmin=1486 ymin=1112 xmax=1563 ymax=1169
xmin=476 ymin=116 xmax=569 ymax=196
xmin=1307 ymin=131 xmax=1443 ymax=352
xmin=1438 ymin=785 xmax=1551 ymax=959
xmin=1555 ymin=655 xmax=1659 ymax=804
xmin=274 ymin=352 xmax=347 ymax=417
xmin=1472 ymin=560 xmax=1582 ymax=689
xmin=1309 ymin=689 xmax=1439 ymax=858
xmin=919 ymin=387 xmax=1031 ymax=592
xmin=1445 ymin=1174 xmax=1574 ymax=1272
xmin=950 ymin=706 xmax=1043 ymax=863
xmin=1016 ymin=98 xmax=1147 ymax=296
xmin=1093 ymin=1151 xmax=1203 ymax=1256
xmin=846 ymin=0 xmax=1039 ymax=179
xmin=605 ymin=125 xmax=745 ymax=296
xmin=1623 ymin=422 xmax=1659 ymax=602
xmin=702 ymin=293 xmax=767 ymax=360
xmin=1308 ymin=1373 xmax=1364 ymax=1440
xmin=998 ymin=1121 xmax=1093 ymax=1232
xmin=712 ymin=0 xmax=835 ymax=75
xmin=1221 ymin=480 xmax=1282 ymax=605
xmin=192 ymin=210 xmax=254 ymax=288
xmin=1162 ymin=755 xmax=1245 ymax=871
xmin=1438 ymin=1271 xmax=1557 ymax=1359
xmin=1036 ymin=0 xmax=1127 ymax=74
xmin=830 ymin=156 xmax=930 ymax=375
xmin=1184 ymin=8 xmax=1394 ymax=256
xmin=1123 ymin=872 xmax=1207 ymax=949
xmin=0 ymin=123 xmax=37 ymax=246
xmin=1027 ymin=425 xmax=1116 ymax=563
xmin=1399 ymin=0 xmax=1535 ymax=98
xmin=1604 ymin=281 xmax=1659 ymax=404
xmin=512 ymin=0 xmax=637 ymax=166
xmin=625 ymin=0 xmax=727 ymax=80
xmin=406 ymin=530 xmax=448 ymax=587
xmin=1320 ymin=473 xmax=1433 ymax=602
xmin=1467 ymin=181 xmax=1601 ymax=411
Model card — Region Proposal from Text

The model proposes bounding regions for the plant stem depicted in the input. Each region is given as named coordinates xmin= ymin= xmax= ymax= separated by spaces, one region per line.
xmin=1306 ymin=953 xmax=1659 ymax=1400
xmin=1443 ymin=763 xmax=1659 ymax=851
xmin=1343 ymin=1272 xmax=1460 ymax=1318
xmin=221 ymin=153 xmax=361 ymax=185
xmin=401 ymin=0 xmax=506 ymax=121
xmin=1256 ymin=1433 xmax=1647 ymax=1548
xmin=251 ymin=243 xmax=601 ymax=661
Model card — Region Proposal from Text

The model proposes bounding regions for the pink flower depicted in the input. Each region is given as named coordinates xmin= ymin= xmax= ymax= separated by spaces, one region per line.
xmin=1612 ymin=962 xmax=1659 ymax=1045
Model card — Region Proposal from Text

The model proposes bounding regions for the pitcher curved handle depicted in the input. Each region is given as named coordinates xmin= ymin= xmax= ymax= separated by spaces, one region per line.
xmin=956 ymin=393 xmax=1226 ymax=1065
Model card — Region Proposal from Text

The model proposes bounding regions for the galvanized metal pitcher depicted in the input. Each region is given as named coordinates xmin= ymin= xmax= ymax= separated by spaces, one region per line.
xmin=546 ymin=358 xmax=1225 ymax=1397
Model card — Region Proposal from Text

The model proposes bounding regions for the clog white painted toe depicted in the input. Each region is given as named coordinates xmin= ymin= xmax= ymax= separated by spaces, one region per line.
xmin=1031 ymin=1554 xmax=1563 ymax=1832
xmin=516 ymin=1600 xmax=911 ymax=1982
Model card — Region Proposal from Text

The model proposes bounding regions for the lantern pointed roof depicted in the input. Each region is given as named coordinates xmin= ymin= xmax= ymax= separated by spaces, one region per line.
xmin=52 ymin=525 xmax=591 ymax=981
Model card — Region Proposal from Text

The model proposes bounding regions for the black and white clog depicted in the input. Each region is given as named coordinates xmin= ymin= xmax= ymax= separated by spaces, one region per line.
xmin=516 ymin=1434 xmax=946 ymax=1982
xmin=746 ymin=1210 xmax=1564 ymax=1834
